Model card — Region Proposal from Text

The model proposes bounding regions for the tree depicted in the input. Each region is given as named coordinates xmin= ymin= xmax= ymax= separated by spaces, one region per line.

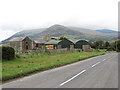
xmin=104 ymin=41 xmax=110 ymax=49
xmin=59 ymin=37 xmax=68 ymax=40
xmin=51 ymin=37 xmax=57 ymax=40
xmin=116 ymin=40 xmax=120 ymax=52
xmin=107 ymin=40 xmax=120 ymax=52
xmin=92 ymin=40 xmax=104 ymax=49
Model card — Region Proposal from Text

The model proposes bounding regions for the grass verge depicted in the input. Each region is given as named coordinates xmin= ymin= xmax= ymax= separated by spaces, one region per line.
xmin=2 ymin=51 xmax=105 ymax=82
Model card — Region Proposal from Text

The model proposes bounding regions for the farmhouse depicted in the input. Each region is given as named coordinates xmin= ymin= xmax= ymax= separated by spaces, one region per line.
xmin=45 ymin=40 xmax=74 ymax=49
xmin=9 ymin=37 xmax=34 ymax=52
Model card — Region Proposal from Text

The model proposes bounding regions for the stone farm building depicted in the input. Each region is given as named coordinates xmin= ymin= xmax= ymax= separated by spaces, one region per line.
xmin=45 ymin=40 xmax=74 ymax=50
xmin=8 ymin=37 xmax=92 ymax=52
xmin=9 ymin=37 xmax=34 ymax=52
xmin=34 ymin=40 xmax=47 ymax=49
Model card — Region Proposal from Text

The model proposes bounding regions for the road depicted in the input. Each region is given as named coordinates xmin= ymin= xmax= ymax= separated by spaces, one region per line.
xmin=2 ymin=53 xmax=118 ymax=88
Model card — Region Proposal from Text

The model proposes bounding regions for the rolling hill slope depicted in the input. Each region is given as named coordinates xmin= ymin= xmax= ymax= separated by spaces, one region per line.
xmin=96 ymin=29 xmax=119 ymax=33
xmin=2 ymin=24 xmax=118 ymax=43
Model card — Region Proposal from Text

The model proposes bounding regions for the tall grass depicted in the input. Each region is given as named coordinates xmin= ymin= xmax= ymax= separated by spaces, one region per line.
xmin=2 ymin=51 xmax=104 ymax=81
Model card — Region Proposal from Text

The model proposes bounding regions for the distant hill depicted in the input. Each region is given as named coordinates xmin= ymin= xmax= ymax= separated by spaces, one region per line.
xmin=96 ymin=29 xmax=119 ymax=34
xmin=39 ymin=24 xmax=83 ymax=36
xmin=2 ymin=28 xmax=46 ymax=43
xmin=2 ymin=24 xmax=118 ymax=43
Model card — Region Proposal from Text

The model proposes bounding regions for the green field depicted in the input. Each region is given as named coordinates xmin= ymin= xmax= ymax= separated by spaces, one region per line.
xmin=2 ymin=51 xmax=105 ymax=81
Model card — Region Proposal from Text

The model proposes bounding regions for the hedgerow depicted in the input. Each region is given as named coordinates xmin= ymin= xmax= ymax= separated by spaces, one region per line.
xmin=2 ymin=46 xmax=15 ymax=60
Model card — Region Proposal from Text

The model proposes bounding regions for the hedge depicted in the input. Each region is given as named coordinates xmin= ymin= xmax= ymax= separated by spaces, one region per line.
xmin=2 ymin=46 xmax=15 ymax=60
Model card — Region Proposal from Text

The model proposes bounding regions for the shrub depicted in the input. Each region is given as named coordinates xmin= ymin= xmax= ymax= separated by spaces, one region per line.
xmin=107 ymin=47 xmax=114 ymax=51
xmin=2 ymin=46 xmax=15 ymax=60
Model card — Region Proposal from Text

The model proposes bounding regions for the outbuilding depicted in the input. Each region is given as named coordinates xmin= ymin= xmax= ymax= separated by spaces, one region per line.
xmin=9 ymin=36 xmax=34 ymax=52
xmin=74 ymin=40 xmax=91 ymax=51
xmin=45 ymin=40 xmax=74 ymax=49
xmin=34 ymin=40 xmax=47 ymax=49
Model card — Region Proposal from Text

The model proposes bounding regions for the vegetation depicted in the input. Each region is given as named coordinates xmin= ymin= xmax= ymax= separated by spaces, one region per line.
xmin=59 ymin=37 xmax=68 ymax=40
xmin=91 ymin=40 xmax=120 ymax=52
xmin=116 ymin=40 xmax=120 ymax=52
xmin=2 ymin=51 xmax=104 ymax=81
xmin=2 ymin=46 xmax=15 ymax=60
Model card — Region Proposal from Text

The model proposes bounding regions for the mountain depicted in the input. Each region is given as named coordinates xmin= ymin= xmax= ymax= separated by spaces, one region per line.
xmin=33 ymin=24 xmax=84 ymax=39
xmin=1 ymin=24 xmax=118 ymax=43
xmin=96 ymin=29 xmax=119 ymax=34
xmin=2 ymin=28 xmax=46 ymax=43
xmin=36 ymin=25 xmax=117 ymax=41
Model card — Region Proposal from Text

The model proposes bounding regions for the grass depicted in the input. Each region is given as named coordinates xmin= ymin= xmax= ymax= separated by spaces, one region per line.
xmin=92 ymin=49 xmax=107 ymax=52
xmin=2 ymin=51 xmax=105 ymax=81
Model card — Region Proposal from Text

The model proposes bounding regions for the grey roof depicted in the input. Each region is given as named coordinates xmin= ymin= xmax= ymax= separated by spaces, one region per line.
xmin=9 ymin=37 xmax=26 ymax=42
xmin=9 ymin=36 xmax=33 ymax=42
xmin=73 ymin=39 xmax=89 ymax=44
xmin=45 ymin=40 xmax=62 ymax=45
xmin=34 ymin=40 xmax=47 ymax=44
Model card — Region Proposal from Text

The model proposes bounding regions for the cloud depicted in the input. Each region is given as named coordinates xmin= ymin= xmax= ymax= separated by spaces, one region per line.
xmin=0 ymin=24 xmax=24 ymax=31
xmin=0 ymin=29 xmax=19 ymax=41
xmin=0 ymin=0 xmax=118 ymax=41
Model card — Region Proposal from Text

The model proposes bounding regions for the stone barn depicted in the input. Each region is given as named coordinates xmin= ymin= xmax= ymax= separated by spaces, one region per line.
xmin=45 ymin=40 xmax=74 ymax=50
xmin=74 ymin=40 xmax=91 ymax=51
xmin=34 ymin=40 xmax=47 ymax=49
xmin=9 ymin=37 xmax=34 ymax=52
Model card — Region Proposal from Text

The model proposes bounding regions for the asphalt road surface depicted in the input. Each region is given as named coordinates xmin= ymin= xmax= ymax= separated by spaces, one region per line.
xmin=2 ymin=53 xmax=118 ymax=88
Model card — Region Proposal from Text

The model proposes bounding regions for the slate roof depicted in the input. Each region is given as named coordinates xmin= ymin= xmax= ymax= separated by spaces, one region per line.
xmin=9 ymin=37 xmax=26 ymax=41
xmin=34 ymin=40 xmax=47 ymax=44
xmin=45 ymin=40 xmax=62 ymax=45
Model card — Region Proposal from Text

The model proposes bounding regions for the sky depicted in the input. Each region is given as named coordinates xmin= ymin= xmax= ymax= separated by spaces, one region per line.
xmin=0 ymin=0 xmax=119 ymax=41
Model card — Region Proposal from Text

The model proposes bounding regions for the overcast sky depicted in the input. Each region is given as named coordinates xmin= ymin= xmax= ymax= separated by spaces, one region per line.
xmin=0 ymin=0 xmax=119 ymax=41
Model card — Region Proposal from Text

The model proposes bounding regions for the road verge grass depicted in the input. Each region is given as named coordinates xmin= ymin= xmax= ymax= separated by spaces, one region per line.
xmin=2 ymin=51 xmax=105 ymax=82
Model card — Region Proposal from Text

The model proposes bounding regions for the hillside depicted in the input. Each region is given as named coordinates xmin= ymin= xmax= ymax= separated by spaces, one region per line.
xmin=96 ymin=29 xmax=119 ymax=33
xmin=2 ymin=28 xmax=46 ymax=43
xmin=2 ymin=24 xmax=118 ymax=43
xmin=31 ymin=25 xmax=118 ymax=41
xmin=32 ymin=24 xmax=85 ymax=40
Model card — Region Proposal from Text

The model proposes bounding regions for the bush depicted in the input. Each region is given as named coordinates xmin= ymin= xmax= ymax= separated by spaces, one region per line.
xmin=2 ymin=46 xmax=15 ymax=60
xmin=107 ymin=47 xmax=114 ymax=51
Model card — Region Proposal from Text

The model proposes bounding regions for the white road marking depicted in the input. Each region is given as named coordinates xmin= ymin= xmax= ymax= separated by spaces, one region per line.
xmin=60 ymin=60 xmax=103 ymax=86
xmin=60 ymin=69 xmax=86 ymax=86
xmin=92 ymin=62 xmax=101 ymax=68
xmin=103 ymin=59 xmax=106 ymax=61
